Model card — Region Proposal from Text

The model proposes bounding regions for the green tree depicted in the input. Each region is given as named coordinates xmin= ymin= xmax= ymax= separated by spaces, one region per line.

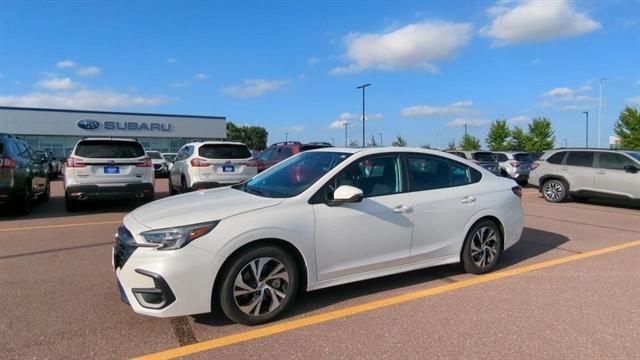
xmin=509 ymin=126 xmax=530 ymax=151
xmin=367 ymin=135 xmax=378 ymax=147
xmin=614 ymin=106 xmax=640 ymax=149
xmin=348 ymin=139 xmax=359 ymax=147
xmin=447 ymin=139 xmax=457 ymax=150
xmin=420 ymin=144 xmax=431 ymax=149
xmin=226 ymin=122 xmax=269 ymax=150
xmin=486 ymin=119 xmax=512 ymax=151
xmin=391 ymin=135 xmax=407 ymax=147
xmin=459 ymin=133 xmax=481 ymax=150
xmin=526 ymin=117 xmax=555 ymax=152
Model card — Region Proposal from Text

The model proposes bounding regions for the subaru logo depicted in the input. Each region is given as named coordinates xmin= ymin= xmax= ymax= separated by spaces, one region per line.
xmin=77 ymin=119 xmax=101 ymax=130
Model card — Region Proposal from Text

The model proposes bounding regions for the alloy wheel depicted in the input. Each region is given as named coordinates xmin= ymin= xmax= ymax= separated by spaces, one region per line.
xmin=233 ymin=257 xmax=290 ymax=316
xmin=470 ymin=226 xmax=498 ymax=268
xmin=543 ymin=181 xmax=564 ymax=201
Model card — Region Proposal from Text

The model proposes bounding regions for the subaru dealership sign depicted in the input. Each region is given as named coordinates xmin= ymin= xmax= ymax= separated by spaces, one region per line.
xmin=77 ymin=119 xmax=101 ymax=130
xmin=77 ymin=119 xmax=173 ymax=132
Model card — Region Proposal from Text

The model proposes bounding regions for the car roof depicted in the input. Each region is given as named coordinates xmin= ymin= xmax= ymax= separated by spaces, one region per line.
xmin=80 ymin=137 xmax=139 ymax=142
xmin=309 ymin=146 xmax=467 ymax=157
xmin=186 ymin=141 xmax=248 ymax=146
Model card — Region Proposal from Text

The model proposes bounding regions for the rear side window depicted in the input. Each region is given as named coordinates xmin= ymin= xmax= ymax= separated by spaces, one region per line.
xmin=75 ymin=141 xmax=145 ymax=158
xmin=198 ymin=144 xmax=251 ymax=159
xmin=514 ymin=153 xmax=533 ymax=163
xmin=496 ymin=153 xmax=508 ymax=162
xmin=566 ymin=152 xmax=594 ymax=167
xmin=407 ymin=155 xmax=480 ymax=191
xmin=546 ymin=152 xmax=566 ymax=164
xmin=147 ymin=151 xmax=163 ymax=159
xmin=472 ymin=152 xmax=496 ymax=162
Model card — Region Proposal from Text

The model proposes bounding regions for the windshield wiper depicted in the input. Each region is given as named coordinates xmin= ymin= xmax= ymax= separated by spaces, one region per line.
xmin=244 ymin=185 xmax=269 ymax=197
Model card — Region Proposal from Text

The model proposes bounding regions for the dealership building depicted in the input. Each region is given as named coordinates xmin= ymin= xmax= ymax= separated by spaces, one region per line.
xmin=0 ymin=106 xmax=227 ymax=158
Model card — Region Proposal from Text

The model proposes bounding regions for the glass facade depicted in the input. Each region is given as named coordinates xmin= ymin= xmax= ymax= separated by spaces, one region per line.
xmin=20 ymin=135 xmax=203 ymax=159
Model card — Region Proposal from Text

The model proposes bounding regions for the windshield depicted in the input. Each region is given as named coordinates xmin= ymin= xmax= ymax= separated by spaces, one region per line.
xmin=234 ymin=151 xmax=351 ymax=198
xmin=75 ymin=140 xmax=145 ymax=158
xmin=473 ymin=152 xmax=496 ymax=162
xmin=625 ymin=152 xmax=640 ymax=161
xmin=147 ymin=151 xmax=163 ymax=159
xmin=514 ymin=153 xmax=533 ymax=163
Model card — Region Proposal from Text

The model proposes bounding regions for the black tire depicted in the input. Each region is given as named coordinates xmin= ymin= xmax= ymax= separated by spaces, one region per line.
xmin=38 ymin=180 xmax=51 ymax=202
xmin=168 ymin=177 xmax=178 ymax=195
xmin=16 ymin=183 xmax=33 ymax=215
xmin=541 ymin=179 xmax=568 ymax=203
xmin=65 ymin=195 xmax=80 ymax=212
xmin=180 ymin=176 xmax=189 ymax=193
xmin=218 ymin=246 xmax=299 ymax=325
xmin=461 ymin=219 xmax=503 ymax=275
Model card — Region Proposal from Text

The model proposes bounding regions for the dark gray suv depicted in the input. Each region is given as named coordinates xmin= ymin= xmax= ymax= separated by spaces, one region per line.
xmin=0 ymin=133 xmax=50 ymax=214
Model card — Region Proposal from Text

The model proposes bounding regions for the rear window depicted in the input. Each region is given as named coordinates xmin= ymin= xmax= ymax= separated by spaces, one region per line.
xmin=300 ymin=144 xmax=332 ymax=151
xmin=198 ymin=144 xmax=251 ymax=159
xmin=472 ymin=152 xmax=496 ymax=162
xmin=546 ymin=152 xmax=565 ymax=164
xmin=75 ymin=140 xmax=145 ymax=158
xmin=514 ymin=153 xmax=533 ymax=163
xmin=147 ymin=151 xmax=163 ymax=159
xmin=566 ymin=151 xmax=594 ymax=167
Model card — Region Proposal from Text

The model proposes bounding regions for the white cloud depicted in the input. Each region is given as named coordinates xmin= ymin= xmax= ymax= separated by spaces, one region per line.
xmin=627 ymin=96 xmax=640 ymax=105
xmin=285 ymin=125 xmax=305 ymax=133
xmin=193 ymin=73 xmax=209 ymax=80
xmin=36 ymin=77 xmax=82 ymax=90
xmin=56 ymin=60 xmax=76 ymax=68
xmin=330 ymin=112 xmax=383 ymax=129
xmin=329 ymin=119 xmax=350 ymax=129
xmin=543 ymin=87 xmax=573 ymax=97
xmin=635 ymin=80 xmax=640 ymax=86
xmin=481 ymin=0 xmax=600 ymax=46
xmin=170 ymin=81 xmax=191 ymax=88
xmin=308 ymin=57 xmax=320 ymax=65
xmin=401 ymin=100 xmax=476 ymax=118
xmin=76 ymin=66 xmax=101 ymax=77
xmin=330 ymin=20 xmax=473 ymax=74
xmin=220 ymin=79 xmax=289 ymax=98
xmin=447 ymin=118 xmax=491 ymax=127
xmin=540 ymin=84 xmax=597 ymax=111
xmin=0 ymin=90 xmax=168 ymax=109
xmin=508 ymin=115 xmax=529 ymax=125
xmin=167 ymin=58 xmax=178 ymax=64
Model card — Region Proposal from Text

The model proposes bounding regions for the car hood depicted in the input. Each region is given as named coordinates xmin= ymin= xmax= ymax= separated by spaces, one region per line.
xmin=129 ymin=187 xmax=284 ymax=229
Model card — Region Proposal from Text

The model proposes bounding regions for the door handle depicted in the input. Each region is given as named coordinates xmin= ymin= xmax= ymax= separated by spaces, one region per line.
xmin=461 ymin=196 xmax=476 ymax=204
xmin=596 ymin=170 xmax=606 ymax=174
xmin=392 ymin=205 xmax=411 ymax=213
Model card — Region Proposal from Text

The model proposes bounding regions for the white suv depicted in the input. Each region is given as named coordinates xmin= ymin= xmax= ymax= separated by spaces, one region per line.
xmin=64 ymin=138 xmax=154 ymax=211
xmin=169 ymin=141 xmax=256 ymax=194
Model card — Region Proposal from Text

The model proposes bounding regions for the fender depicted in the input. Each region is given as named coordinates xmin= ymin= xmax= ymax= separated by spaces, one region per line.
xmin=455 ymin=207 xmax=504 ymax=255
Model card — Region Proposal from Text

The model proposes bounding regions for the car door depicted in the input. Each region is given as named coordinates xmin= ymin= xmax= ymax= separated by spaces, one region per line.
xmin=594 ymin=152 xmax=640 ymax=198
xmin=563 ymin=151 xmax=596 ymax=192
xmin=170 ymin=146 xmax=189 ymax=185
xmin=404 ymin=154 xmax=482 ymax=260
xmin=312 ymin=154 xmax=413 ymax=281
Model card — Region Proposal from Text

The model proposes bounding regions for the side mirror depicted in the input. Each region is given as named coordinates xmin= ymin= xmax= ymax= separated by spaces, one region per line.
xmin=328 ymin=185 xmax=363 ymax=206
xmin=624 ymin=165 xmax=639 ymax=173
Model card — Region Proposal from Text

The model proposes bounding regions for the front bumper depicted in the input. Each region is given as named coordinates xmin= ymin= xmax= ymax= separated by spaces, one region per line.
xmin=66 ymin=183 xmax=154 ymax=201
xmin=114 ymin=221 xmax=223 ymax=317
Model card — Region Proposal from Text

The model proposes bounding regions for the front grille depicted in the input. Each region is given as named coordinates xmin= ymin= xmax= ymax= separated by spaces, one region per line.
xmin=114 ymin=225 xmax=137 ymax=269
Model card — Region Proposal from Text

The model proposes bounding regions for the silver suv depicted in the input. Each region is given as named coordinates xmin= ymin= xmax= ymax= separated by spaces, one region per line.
xmin=494 ymin=152 xmax=533 ymax=185
xmin=529 ymin=148 xmax=640 ymax=203
xmin=445 ymin=151 xmax=500 ymax=175
xmin=64 ymin=138 xmax=154 ymax=211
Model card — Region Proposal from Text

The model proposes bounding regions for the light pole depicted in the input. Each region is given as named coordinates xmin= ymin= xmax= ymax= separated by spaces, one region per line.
xmin=356 ymin=83 xmax=371 ymax=148
xmin=378 ymin=132 xmax=382 ymax=147
xmin=285 ymin=132 xmax=288 ymax=142
xmin=343 ymin=122 xmax=351 ymax=147
xmin=330 ymin=137 xmax=335 ymax=146
xmin=583 ymin=111 xmax=589 ymax=148
xmin=437 ymin=132 xmax=443 ymax=149
xmin=598 ymin=78 xmax=606 ymax=148
xmin=563 ymin=138 xmax=568 ymax=148
xmin=463 ymin=124 xmax=468 ymax=136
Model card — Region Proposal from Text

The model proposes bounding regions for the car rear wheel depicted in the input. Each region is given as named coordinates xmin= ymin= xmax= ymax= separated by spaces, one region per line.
xmin=461 ymin=220 xmax=502 ymax=274
xmin=168 ymin=177 xmax=178 ymax=195
xmin=542 ymin=179 xmax=568 ymax=203
xmin=219 ymin=246 xmax=299 ymax=325
xmin=180 ymin=176 xmax=189 ymax=193
xmin=38 ymin=180 xmax=51 ymax=201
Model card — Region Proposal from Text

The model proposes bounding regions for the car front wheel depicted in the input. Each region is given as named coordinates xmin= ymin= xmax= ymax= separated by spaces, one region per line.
xmin=542 ymin=179 xmax=568 ymax=203
xmin=219 ymin=246 xmax=299 ymax=325
xmin=462 ymin=220 xmax=503 ymax=274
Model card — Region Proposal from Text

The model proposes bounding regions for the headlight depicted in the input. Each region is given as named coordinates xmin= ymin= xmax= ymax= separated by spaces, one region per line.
xmin=140 ymin=221 xmax=219 ymax=250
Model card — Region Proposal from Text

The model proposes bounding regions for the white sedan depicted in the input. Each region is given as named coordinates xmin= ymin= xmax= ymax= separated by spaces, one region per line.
xmin=114 ymin=147 xmax=523 ymax=325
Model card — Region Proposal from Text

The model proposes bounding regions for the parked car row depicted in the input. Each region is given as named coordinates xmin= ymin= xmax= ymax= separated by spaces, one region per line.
xmin=36 ymin=150 xmax=63 ymax=179
xmin=446 ymin=150 xmax=533 ymax=185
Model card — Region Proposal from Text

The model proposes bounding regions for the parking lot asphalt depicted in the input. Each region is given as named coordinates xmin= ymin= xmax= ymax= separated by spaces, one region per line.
xmin=1 ymin=180 xmax=639 ymax=359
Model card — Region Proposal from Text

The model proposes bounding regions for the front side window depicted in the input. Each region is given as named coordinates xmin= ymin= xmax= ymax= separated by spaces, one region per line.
xmin=598 ymin=152 xmax=637 ymax=170
xmin=472 ymin=152 xmax=496 ymax=162
xmin=566 ymin=152 xmax=594 ymax=167
xmin=407 ymin=155 xmax=480 ymax=191
xmin=75 ymin=140 xmax=145 ymax=158
xmin=236 ymin=151 xmax=351 ymax=198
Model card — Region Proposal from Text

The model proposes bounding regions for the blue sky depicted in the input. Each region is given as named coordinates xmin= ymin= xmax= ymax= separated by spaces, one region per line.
xmin=0 ymin=0 xmax=639 ymax=148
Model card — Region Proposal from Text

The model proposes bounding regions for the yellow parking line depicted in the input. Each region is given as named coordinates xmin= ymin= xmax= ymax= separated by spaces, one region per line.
xmin=134 ymin=239 xmax=640 ymax=360
xmin=0 ymin=220 xmax=121 ymax=233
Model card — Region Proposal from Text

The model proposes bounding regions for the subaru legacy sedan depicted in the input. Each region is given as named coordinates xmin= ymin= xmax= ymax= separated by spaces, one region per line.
xmin=114 ymin=147 xmax=523 ymax=325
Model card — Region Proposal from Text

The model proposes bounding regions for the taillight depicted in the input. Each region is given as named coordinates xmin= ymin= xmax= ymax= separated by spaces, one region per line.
xmin=509 ymin=161 xmax=520 ymax=167
xmin=530 ymin=162 xmax=540 ymax=170
xmin=136 ymin=158 xmax=152 ymax=167
xmin=0 ymin=157 xmax=17 ymax=169
xmin=511 ymin=185 xmax=522 ymax=198
xmin=65 ymin=157 xmax=86 ymax=168
xmin=246 ymin=159 xmax=258 ymax=167
xmin=190 ymin=158 xmax=209 ymax=167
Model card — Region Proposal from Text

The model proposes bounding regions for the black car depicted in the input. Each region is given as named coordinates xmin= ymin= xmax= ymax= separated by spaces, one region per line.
xmin=36 ymin=150 xmax=59 ymax=180
xmin=0 ymin=133 xmax=50 ymax=214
